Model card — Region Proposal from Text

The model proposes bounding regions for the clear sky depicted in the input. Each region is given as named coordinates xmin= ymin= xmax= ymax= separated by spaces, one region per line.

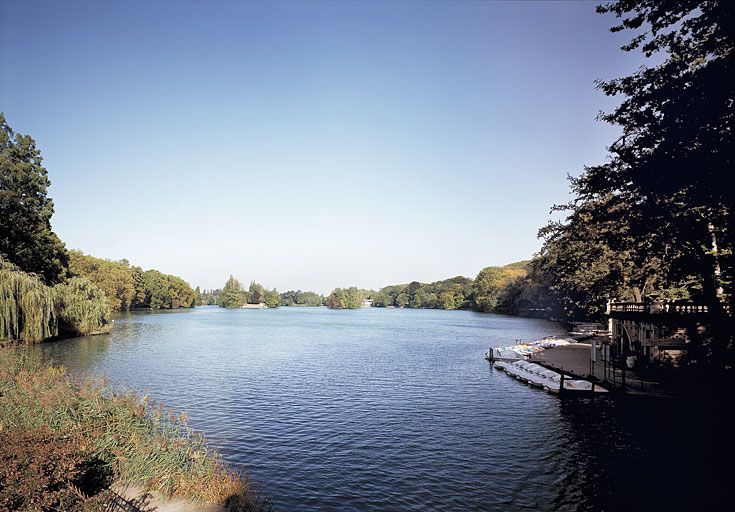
xmin=1 ymin=1 xmax=644 ymax=294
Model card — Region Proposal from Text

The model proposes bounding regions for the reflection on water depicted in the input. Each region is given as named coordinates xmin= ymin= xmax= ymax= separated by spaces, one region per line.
xmin=32 ymin=307 xmax=723 ymax=511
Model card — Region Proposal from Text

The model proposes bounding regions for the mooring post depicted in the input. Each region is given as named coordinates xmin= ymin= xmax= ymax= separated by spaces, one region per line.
xmin=559 ymin=373 xmax=565 ymax=397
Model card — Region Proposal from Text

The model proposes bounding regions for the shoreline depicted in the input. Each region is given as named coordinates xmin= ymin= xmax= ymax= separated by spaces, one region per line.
xmin=0 ymin=348 xmax=271 ymax=512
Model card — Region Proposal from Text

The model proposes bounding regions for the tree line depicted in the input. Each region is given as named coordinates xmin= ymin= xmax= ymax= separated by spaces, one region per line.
xmin=325 ymin=287 xmax=365 ymax=309
xmin=208 ymin=276 xmax=280 ymax=308
xmin=201 ymin=267 xmax=532 ymax=312
xmin=68 ymin=251 xmax=196 ymax=311
xmin=1 ymin=113 xmax=197 ymax=344
xmin=366 ymin=263 xmax=528 ymax=313
xmin=200 ymin=278 xmax=326 ymax=309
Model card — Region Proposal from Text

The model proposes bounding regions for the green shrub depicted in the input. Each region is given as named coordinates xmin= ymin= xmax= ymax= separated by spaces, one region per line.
xmin=53 ymin=277 xmax=112 ymax=336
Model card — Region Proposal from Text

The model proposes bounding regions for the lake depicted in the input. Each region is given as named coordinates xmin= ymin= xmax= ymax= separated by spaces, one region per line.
xmin=35 ymin=307 xmax=719 ymax=511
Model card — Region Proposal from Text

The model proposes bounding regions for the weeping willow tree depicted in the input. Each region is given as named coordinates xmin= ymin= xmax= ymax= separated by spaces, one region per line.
xmin=1 ymin=257 xmax=112 ymax=343
xmin=54 ymin=277 xmax=112 ymax=337
xmin=0 ymin=257 xmax=58 ymax=343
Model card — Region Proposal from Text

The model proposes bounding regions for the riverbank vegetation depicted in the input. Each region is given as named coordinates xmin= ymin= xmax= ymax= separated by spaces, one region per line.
xmin=204 ymin=278 xmax=317 ymax=309
xmin=213 ymin=276 xmax=280 ymax=309
xmin=68 ymin=251 xmax=197 ymax=312
xmin=325 ymin=287 xmax=365 ymax=309
xmin=369 ymin=263 xmax=528 ymax=313
xmin=1 ymin=257 xmax=111 ymax=345
xmin=0 ymin=349 xmax=269 ymax=511
xmin=1 ymin=113 xmax=196 ymax=345
xmin=279 ymin=290 xmax=324 ymax=307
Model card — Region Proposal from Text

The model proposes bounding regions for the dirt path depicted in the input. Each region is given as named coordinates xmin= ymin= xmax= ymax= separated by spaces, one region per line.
xmin=108 ymin=484 xmax=225 ymax=512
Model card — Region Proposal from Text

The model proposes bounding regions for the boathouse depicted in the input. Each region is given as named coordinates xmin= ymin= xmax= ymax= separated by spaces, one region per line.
xmin=606 ymin=300 xmax=708 ymax=368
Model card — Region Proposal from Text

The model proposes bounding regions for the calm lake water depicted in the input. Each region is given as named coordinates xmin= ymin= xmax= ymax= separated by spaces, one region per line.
xmin=35 ymin=307 xmax=720 ymax=511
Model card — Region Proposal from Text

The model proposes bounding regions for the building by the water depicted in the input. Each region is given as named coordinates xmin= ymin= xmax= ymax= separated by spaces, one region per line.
xmin=606 ymin=301 xmax=709 ymax=368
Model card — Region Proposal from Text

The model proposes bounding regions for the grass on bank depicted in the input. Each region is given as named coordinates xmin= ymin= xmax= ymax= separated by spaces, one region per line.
xmin=0 ymin=349 xmax=270 ymax=511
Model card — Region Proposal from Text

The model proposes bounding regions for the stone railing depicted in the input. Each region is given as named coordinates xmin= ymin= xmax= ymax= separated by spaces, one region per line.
xmin=607 ymin=301 xmax=709 ymax=315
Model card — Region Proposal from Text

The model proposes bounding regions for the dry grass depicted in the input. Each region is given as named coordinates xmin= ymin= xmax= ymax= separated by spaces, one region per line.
xmin=0 ymin=348 xmax=270 ymax=511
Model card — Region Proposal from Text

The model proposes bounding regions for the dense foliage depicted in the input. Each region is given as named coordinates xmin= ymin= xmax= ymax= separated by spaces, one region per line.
xmin=325 ymin=287 xmax=365 ymax=309
xmin=0 ymin=257 xmax=57 ymax=343
xmin=370 ymin=264 xmax=528 ymax=312
xmin=69 ymin=251 xmax=196 ymax=311
xmin=0 ymin=113 xmax=68 ymax=284
xmin=196 ymin=287 xmax=221 ymax=305
xmin=203 ymin=287 xmax=326 ymax=308
xmin=1 ymin=257 xmax=112 ymax=344
xmin=264 ymin=289 xmax=280 ymax=308
xmin=68 ymin=251 xmax=135 ymax=311
xmin=54 ymin=277 xmax=112 ymax=337
xmin=279 ymin=290 xmax=324 ymax=307
xmin=472 ymin=266 xmax=527 ymax=312
xmin=0 ymin=427 xmax=110 ymax=511
xmin=218 ymin=276 xmax=247 ymax=308
xmin=372 ymin=277 xmax=470 ymax=310
xmin=248 ymin=281 xmax=265 ymax=304
xmin=213 ymin=276 xmax=280 ymax=308
xmin=138 ymin=269 xmax=197 ymax=309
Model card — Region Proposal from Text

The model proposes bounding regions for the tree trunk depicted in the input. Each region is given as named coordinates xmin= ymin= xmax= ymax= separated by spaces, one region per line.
xmin=703 ymin=223 xmax=727 ymax=366
xmin=708 ymin=222 xmax=724 ymax=298
xmin=632 ymin=286 xmax=642 ymax=303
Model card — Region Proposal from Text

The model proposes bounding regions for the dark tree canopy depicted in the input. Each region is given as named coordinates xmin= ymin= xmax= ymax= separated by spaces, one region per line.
xmin=0 ymin=113 xmax=68 ymax=283
xmin=584 ymin=0 xmax=733 ymax=303
xmin=524 ymin=1 xmax=733 ymax=357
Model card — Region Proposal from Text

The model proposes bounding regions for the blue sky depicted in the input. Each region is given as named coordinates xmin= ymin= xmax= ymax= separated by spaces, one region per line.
xmin=1 ymin=1 xmax=644 ymax=293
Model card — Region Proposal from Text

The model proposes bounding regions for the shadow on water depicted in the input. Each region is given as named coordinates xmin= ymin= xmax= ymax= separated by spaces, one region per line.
xmin=30 ymin=333 xmax=113 ymax=369
xmin=26 ymin=308 xmax=727 ymax=511
xmin=554 ymin=395 xmax=726 ymax=512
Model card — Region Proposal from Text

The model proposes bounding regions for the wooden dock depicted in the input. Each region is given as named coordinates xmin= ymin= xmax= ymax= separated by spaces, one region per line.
xmin=530 ymin=344 xmax=673 ymax=398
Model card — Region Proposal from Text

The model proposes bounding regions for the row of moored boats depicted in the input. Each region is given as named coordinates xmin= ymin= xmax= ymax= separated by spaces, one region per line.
xmin=494 ymin=360 xmax=608 ymax=394
xmin=485 ymin=336 xmax=575 ymax=361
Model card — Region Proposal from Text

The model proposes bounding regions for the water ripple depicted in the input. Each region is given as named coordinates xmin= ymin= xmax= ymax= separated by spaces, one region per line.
xmin=34 ymin=307 xmax=719 ymax=511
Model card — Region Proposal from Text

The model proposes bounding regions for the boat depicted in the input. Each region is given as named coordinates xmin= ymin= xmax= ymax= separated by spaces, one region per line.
xmin=543 ymin=374 xmax=609 ymax=394
xmin=485 ymin=336 xmax=577 ymax=362
xmin=504 ymin=361 xmax=537 ymax=383
xmin=500 ymin=361 xmax=608 ymax=394
xmin=493 ymin=361 xmax=509 ymax=371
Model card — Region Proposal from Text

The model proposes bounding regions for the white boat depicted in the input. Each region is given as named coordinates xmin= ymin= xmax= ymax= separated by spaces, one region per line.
xmin=502 ymin=361 xmax=608 ymax=394
xmin=543 ymin=374 xmax=609 ymax=394
xmin=505 ymin=361 xmax=537 ymax=383
xmin=524 ymin=363 xmax=554 ymax=388
xmin=493 ymin=361 xmax=509 ymax=371
xmin=565 ymin=380 xmax=609 ymax=393
xmin=485 ymin=336 xmax=577 ymax=362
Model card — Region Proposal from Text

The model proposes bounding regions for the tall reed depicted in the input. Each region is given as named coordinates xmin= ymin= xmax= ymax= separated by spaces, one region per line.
xmin=0 ymin=349 xmax=270 ymax=510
